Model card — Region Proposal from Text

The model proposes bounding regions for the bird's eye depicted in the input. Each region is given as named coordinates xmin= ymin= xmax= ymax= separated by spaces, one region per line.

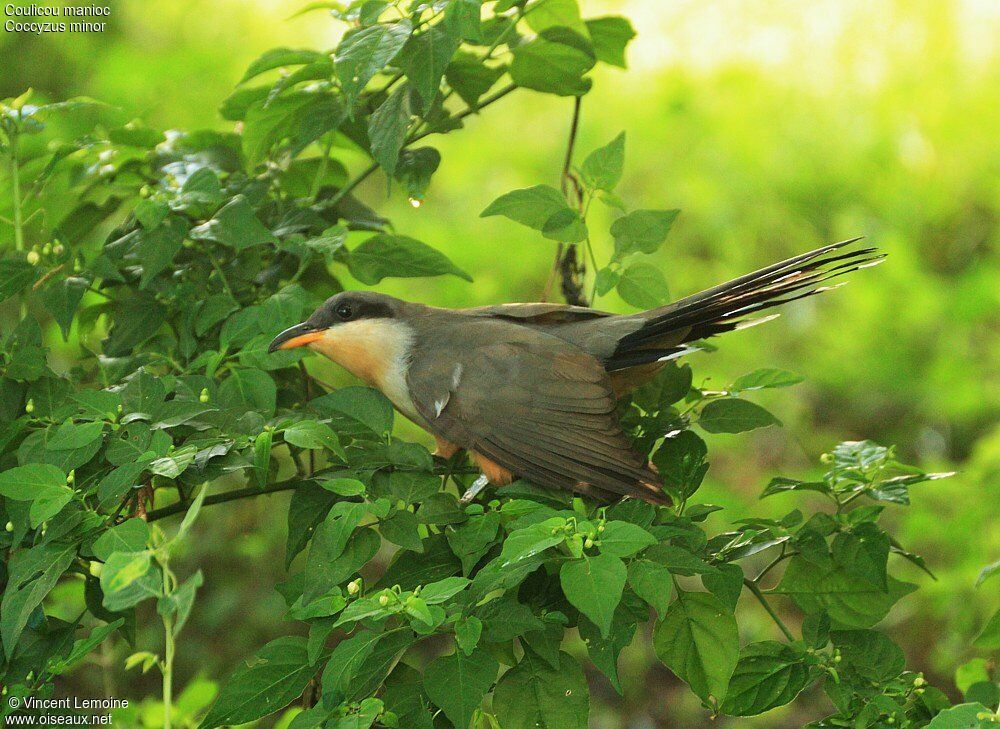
xmin=336 ymin=303 xmax=353 ymax=320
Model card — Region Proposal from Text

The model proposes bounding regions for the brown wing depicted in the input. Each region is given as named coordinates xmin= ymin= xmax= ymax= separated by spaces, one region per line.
xmin=405 ymin=319 xmax=667 ymax=504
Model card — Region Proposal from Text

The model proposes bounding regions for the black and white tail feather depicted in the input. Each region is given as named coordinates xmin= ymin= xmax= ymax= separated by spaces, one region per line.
xmin=606 ymin=238 xmax=883 ymax=372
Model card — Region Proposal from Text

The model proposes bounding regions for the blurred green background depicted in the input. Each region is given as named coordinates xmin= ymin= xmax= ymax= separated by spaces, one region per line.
xmin=2 ymin=0 xmax=998 ymax=725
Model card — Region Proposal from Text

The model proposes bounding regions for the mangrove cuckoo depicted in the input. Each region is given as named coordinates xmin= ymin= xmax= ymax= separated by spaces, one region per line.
xmin=268 ymin=239 xmax=881 ymax=504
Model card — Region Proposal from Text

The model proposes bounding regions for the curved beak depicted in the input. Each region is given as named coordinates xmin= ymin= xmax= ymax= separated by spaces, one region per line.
xmin=268 ymin=322 xmax=326 ymax=353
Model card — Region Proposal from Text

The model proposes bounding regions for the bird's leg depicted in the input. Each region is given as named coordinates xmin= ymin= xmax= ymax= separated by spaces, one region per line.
xmin=459 ymin=474 xmax=490 ymax=505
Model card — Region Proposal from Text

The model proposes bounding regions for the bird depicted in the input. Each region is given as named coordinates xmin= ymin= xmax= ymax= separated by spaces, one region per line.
xmin=268 ymin=239 xmax=882 ymax=505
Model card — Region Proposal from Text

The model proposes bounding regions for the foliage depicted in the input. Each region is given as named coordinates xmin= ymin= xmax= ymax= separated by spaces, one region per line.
xmin=0 ymin=1 xmax=996 ymax=728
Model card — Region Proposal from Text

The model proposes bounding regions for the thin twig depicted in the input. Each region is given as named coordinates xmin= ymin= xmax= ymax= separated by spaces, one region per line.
xmin=744 ymin=578 xmax=795 ymax=642
xmin=146 ymin=482 xmax=299 ymax=522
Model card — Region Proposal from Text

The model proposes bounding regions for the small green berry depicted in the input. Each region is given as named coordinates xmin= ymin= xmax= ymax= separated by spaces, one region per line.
xmin=67 ymin=470 xmax=75 ymax=484
xmin=584 ymin=537 xmax=594 ymax=549
xmin=25 ymin=398 xmax=35 ymax=414
xmin=199 ymin=388 xmax=210 ymax=403
xmin=915 ymin=688 xmax=925 ymax=695
xmin=597 ymin=523 xmax=605 ymax=533
xmin=26 ymin=250 xmax=40 ymax=265
xmin=378 ymin=594 xmax=389 ymax=607
xmin=5 ymin=521 xmax=13 ymax=533
xmin=53 ymin=243 xmax=65 ymax=256
xmin=913 ymin=675 xmax=926 ymax=687
xmin=41 ymin=243 xmax=52 ymax=256
xmin=820 ymin=453 xmax=833 ymax=463
xmin=833 ymin=654 xmax=842 ymax=663
xmin=347 ymin=579 xmax=361 ymax=596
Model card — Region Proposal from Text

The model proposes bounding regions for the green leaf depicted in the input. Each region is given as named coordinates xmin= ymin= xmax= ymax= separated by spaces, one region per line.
xmin=321 ymin=628 xmax=413 ymax=705
xmin=132 ymin=216 xmax=189 ymax=288
xmin=455 ymin=616 xmax=483 ymax=656
xmin=401 ymin=25 xmax=461 ymax=106
xmin=525 ymin=0 xmax=585 ymax=34
xmin=420 ymin=576 xmax=470 ymax=604
xmin=380 ymin=509 xmax=423 ymax=552
xmin=0 ymin=259 xmax=38 ymax=303
xmin=627 ymin=560 xmax=673 ymax=618
xmin=386 ymin=471 xmax=441 ymax=505
xmin=510 ymin=29 xmax=595 ymax=97
xmin=423 ymin=648 xmax=498 ymax=729
xmin=702 ymin=563 xmax=744 ymax=612
xmin=499 ymin=518 xmax=567 ymax=568
xmin=560 ymin=553 xmax=626 ymax=638
xmin=493 ymin=650 xmax=589 ymax=729
xmin=101 ymin=551 xmax=152 ymax=594
xmin=445 ymin=52 xmax=503 ymax=108
xmin=49 ymin=420 xmax=104 ymax=450
xmin=305 ymin=527 xmax=380 ymax=603
xmin=240 ymin=47 xmax=328 ymax=84
xmin=283 ymin=420 xmax=345 ymax=458
xmin=311 ymin=386 xmax=394 ymax=434
xmin=252 ymin=429 xmax=272 ymax=489
xmin=578 ymin=612 xmax=636 ymax=694
xmin=447 ymin=511 xmax=501 ymax=574
xmin=774 ymin=555 xmax=916 ymax=628
xmin=719 ymin=642 xmax=815 ymax=716
xmin=103 ymin=293 xmax=165 ymax=357
xmin=190 ymin=195 xmax=277 ymax=251
xmin=616 ymin=262 xmax=670 ymax=309
xmin=653 ymin=590 xmax=739 ymax=702
xmin=41 ymin=276 xmax=89 ymax=340
xmin=731 ymin=368 xmax=805 ymax=392
xmin=652 ymin=430 xmax=708 ymax=500
xmin=598 ymin=521 xmax=657 ymax=557
xmin=348 ymin=234 xmax=471 ymax=284
xmin=335 ymin=20 xmax=413 ymax=103
xmin=93 ymin=518 xmax=150 ymax=560
xmin=476 ymin=596 xmax=544 ymax=643
xmin=368 ymin=84 xmax=411 ymax=175
xmin=0 ymin=463 xmax=74 ymax=528
xmin=481 ymin=184 xmax=570 ymax=229
xmin=0 ymin=463 xmax=66 ymax=500
xmin=585 ymin=16 xmax=636 ymax=68
xmin=973 ymin=607 xmax=1000 ymax=650
xmin=699 ymin=398 xmax=780 ymax=434
xmin=200 ymin=637 xmax=320 ymax=728
xmin=831 ymin=629 xmax=905 ymax=683
xmin=218 ymin=368 xmax=277 ymax=416
xmin=611 ymin=209 xmax=679 ymax=259
xmin=1 ymin=543 xmax=76 ymax=652
xmin=926 ymin=703 xmax=992 ymax=729
xmin=581 ymin=131 xmax=625 ymax=191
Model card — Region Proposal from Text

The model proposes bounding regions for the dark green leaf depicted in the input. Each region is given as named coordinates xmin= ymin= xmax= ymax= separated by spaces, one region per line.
xmin=200 ymin=637 xmax=320 ymax=728
xmin=653 ymin=590 xmax=738 ymax=701
xmin=348 ymin=234 xmax=471 ymax=283
xmin=699 ymin=398 xmax=779 ymax=434
xmin=0 ymin=259 xmax=38 ymax=303
xmin=510 ymin=29 xmax=595 ymax=97
xmin=335 ymin=21 xmax=413 ymax=103
xmin=719 ymin=642 xmax=816 ymax=716
xmin=560 ymin=553 xmax=626 ymax=638
xmin=190 ymin=195 xmax=277 ymax=251
xmin=321 ymin=628 xmax=413 ymax=704
xmin=493 ymin=650 xmax=589 ymax=729
xmin=368 ymin=84 xmax=411 ymax=175
xmin=423 ymin=648 xmax=498 ymax=729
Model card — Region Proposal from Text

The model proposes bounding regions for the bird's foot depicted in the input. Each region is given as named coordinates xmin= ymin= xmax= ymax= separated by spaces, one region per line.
xmin=459 ymin=474 xmax=490 ymax=505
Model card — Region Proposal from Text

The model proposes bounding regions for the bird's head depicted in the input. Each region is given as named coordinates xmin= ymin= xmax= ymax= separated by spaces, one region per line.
xmin=267 ymin=291 xmax=403 ymax=355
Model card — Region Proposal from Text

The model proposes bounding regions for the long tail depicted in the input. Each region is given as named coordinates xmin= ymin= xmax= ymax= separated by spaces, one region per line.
xmin=606 ymin=239 xmax=883 ymax=371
